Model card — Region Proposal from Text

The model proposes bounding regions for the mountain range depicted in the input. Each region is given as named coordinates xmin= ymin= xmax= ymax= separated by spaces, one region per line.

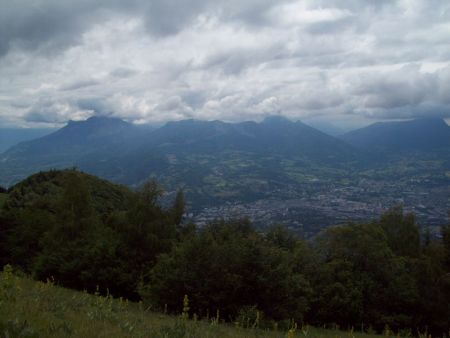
xmin=1 ymin=116 xmax=449 ymax=215
xmin=0 ymin=116 xmax=359 ymax=186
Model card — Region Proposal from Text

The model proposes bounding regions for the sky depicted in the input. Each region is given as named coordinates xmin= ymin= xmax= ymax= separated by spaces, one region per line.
xmin=0 ymin=0 xmax=450 ymax=128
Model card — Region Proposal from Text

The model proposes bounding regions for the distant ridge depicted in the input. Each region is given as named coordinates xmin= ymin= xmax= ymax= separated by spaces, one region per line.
xmin=341 ymin=118 xmax=450 ymax=151
xmin=0 ymin=115 xmax=357 ymax=188
xmin=2 ymin=116 xmax=145 ymax=157
xmin=145 ymin=115 xmax=356 ymax=160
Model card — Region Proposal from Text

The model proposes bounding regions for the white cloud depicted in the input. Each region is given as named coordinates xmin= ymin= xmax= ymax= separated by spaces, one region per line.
xmin=0 ymin=0 xmax=449 ymax=127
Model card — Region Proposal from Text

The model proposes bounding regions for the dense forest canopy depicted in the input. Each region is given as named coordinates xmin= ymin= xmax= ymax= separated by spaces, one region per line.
xmin=0 ymin=170 xmax=449 ymax=335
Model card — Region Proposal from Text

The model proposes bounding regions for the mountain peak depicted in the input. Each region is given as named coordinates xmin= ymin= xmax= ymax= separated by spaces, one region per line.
xmin=62 ymin=116 xmax=131 ymax=136
xmin=262 ymin=115 xmax=292 ymax=124
xmin=68 ymin=115 xmax=129 ymax=127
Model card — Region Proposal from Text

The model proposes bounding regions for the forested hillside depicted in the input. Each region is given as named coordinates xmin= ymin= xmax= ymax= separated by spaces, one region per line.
xmin=0 ymin=170 xmax=449 ymax=335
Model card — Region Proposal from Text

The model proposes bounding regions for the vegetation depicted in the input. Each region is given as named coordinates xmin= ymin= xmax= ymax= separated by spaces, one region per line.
xmin=0 ymin=193 xmax=7 ymax=209
xmin=0 ymin=268 xmax=383 ymax=338
xmin=0 ymin=170 xmax=449 ymax=336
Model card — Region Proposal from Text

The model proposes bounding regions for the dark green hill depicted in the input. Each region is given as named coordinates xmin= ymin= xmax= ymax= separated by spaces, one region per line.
xmin=0 ymin=169 xmax=181 ymax=298
xmin=4 ymin=169 xmax=134 ymax=215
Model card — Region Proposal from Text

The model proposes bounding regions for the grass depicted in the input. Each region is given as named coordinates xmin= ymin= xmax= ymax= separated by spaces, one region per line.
xmin=0 ymin=268 xmax=385 ymax=338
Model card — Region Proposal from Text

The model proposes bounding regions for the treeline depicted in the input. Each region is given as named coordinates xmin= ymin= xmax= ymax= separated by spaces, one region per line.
xmin=0 ymin=170 xmax=449 ymax=335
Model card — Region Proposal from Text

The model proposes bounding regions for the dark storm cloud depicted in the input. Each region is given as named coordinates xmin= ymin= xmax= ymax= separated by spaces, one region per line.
xmin=0 ymin=0 xmax=449 ymax=127
xmin=0 ymin=0 xmax=101 ymax=57
xmin=0 ymin=0 xmax=286 ymax=57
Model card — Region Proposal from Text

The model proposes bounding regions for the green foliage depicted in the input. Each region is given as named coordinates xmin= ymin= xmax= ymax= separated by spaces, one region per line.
xmin=442 ymin=220 xmax=450 ymax=271
xmin=173 ymin=189 xmax=186 ymax=226
xmin=141 ymin=218 xmax=312 ymax=323
xmin=0 ymin=170 xmax=178 ymax=299
xmin=0 ymin=193 xmax=7 ymax=208
xmin=309 ymin=210 xmax=450 ymax=334
xmin=0 ymin=265 xmax=18 ymax=303
xmin=0 ymin=319 xmax=39 ymax=338
xmin=379 ymin=205 xmax=420 ymax=258
xmin=1 ymin=171 xmax=449 ymax=335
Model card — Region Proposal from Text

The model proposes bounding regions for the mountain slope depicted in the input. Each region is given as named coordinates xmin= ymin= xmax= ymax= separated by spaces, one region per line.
xmin=113 ymin=116 xmax=362 ymax=206
xmin=0 ymin=116 xmax=359 ymax=187
xmin=3 ymin=116 xmax=140 ymax=158
xmin=0 ymin=117 xmax=152 ymax=187
xmin=341 ymin=118 xmax=450 ymax=152
xmin=141 ymin=116 xmax=357 ymax=160
xmin=0 ymin=128 xmax=57 ymax=153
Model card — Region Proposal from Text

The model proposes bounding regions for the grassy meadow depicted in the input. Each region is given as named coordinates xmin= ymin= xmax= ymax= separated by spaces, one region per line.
xmin=0 ymin=267 xmax=387 ymax=338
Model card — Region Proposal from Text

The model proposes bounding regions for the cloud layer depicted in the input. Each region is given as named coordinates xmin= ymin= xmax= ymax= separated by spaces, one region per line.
xmin=1 ymin=0 xmax=450 ymax=127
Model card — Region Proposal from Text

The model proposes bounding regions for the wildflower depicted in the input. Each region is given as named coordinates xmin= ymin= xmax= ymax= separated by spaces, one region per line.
xmin=182 ymin=294 xmax=190 ymax=319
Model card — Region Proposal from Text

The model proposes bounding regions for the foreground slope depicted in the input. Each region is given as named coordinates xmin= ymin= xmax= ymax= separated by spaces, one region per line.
xmin=0 ymin=271 xmax=382 ymax=338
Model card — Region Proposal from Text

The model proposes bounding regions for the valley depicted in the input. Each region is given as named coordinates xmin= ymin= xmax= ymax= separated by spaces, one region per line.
xmin=192 ymin=176 xmax=448 ymax=237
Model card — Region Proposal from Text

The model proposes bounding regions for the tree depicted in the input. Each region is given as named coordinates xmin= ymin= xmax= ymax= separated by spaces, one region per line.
xmin=172 ymin=189 xmax=185 ymax=226
xmin=138 ymin=180 xmax=163 ymax=206
xmin=32 ymin=172 xmax=105 ymax=290
xmin=311 ymin=222 xmax=393 ymax=329
xmin=442 ymin=216 xmax=450 ymax=271
xmin=379 ymin=205 xmax=420 ymax=258
xmin=141 ymin=219 xmax=312 ymax=323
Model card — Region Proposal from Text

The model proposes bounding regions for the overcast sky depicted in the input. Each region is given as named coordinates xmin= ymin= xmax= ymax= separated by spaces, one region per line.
xmin=0 ymin=0 xmax=450 ymax=128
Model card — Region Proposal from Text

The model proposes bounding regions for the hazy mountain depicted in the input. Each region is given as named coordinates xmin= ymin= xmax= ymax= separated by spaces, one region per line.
xmin=0 ymin=116 xmax=359 ymax=201
xmin=0 ymin=128 xmax=56 ymax=153
xmin=303 ymin=120 xmax=346 ymax=136
xmin=0 ymin=116 xmax=152 ymax=187
xmin=341 ymin=118 xmax=450 ymax=152
xmin=143 ymin=116 xmax=356 ymax=160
